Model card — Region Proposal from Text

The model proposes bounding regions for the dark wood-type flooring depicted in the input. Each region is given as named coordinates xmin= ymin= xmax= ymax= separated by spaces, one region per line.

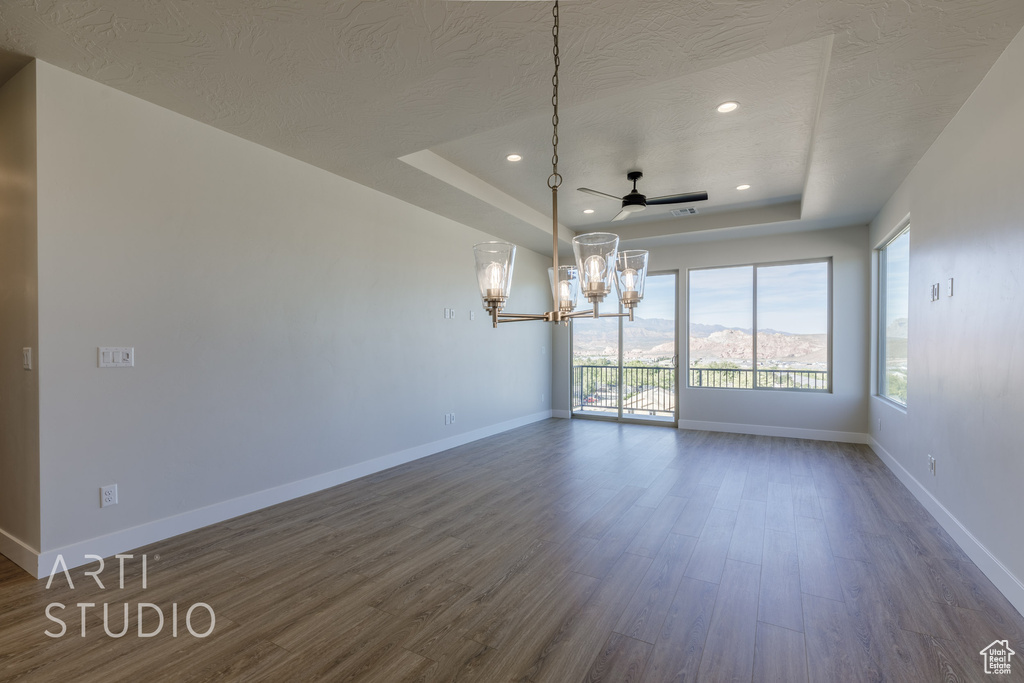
xmin=1 ymin=419 xmax=1022 ymax=682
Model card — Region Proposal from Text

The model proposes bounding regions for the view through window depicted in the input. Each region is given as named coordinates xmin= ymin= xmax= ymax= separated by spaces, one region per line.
xmin=571 ymin=274 xmax=677 ymax=421
xmin=879 ymin=227 xmax=909 ymax=405
xmin=688 ymin=259 xmax=830 ymax=391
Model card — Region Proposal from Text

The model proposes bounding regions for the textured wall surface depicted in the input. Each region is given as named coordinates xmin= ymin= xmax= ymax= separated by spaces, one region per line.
xmin=2 ymin=1 xmax=1023 ymax=251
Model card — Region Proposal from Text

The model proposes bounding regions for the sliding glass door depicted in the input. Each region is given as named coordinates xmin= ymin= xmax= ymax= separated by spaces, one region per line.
xmin=571 ymin=272 xmax=677 ymax=424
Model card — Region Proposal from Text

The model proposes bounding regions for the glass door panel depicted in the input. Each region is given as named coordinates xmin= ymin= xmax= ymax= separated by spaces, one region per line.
xmin=572 ymin=272 xmax=677 ymax=424
xmin=571 ymin=286 xmax=620 ymax=417
xmin=622 ymin=273 xmax=677 ymax=422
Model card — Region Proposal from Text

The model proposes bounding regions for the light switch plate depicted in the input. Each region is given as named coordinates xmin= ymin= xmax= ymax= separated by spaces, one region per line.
xmin=22 ymin=347 xmax=32 ymax=370
xmin=99 ymin=347 xmax=134 ymax=368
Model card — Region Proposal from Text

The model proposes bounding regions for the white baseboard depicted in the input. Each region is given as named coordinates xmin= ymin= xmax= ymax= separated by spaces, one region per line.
xmin=20 ymin=410 xmax=554 ymax=580
xmin=869 ymin=438 xmax=1024 ymax=617
xmin=677 ymin=419 xmax=869 ymax=444
xmin=0 ymin=528 xmax=39 ymax=574
xmin=551 ymin=409 xmax=572 ymax=419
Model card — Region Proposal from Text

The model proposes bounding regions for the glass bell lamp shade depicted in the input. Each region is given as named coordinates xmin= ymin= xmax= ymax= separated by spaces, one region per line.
xmin=615 ymin=250 xmax=649 ymax=309
xmin=474 ymin=242 xmax=516 ymax=310
xmin=572 ymin=232 xmax=619 ymax=303
xmin=548 ymin=265 xmax=580 ymax=313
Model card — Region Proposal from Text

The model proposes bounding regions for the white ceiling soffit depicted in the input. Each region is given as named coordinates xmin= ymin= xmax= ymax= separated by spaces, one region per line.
xmin=429 ymin=37 xmax=830 ymax=235
xmin=398 ymin=149 xmax=575 ymax=252
xmin=2 ymin=1 xmax=1023 ymax=252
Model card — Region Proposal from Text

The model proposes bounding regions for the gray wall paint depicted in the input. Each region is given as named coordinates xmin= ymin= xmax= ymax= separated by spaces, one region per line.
xmin=869 ymin=27 xmax=1024 ymax=590
xmin=33 ymin=62 xmax=552 ymax=552
xmin=0 ymin=62 xmax=41 ymax=551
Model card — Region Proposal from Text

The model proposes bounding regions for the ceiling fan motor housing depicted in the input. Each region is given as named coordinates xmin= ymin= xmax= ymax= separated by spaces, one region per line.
xmin=622 ymin=171 xmax=646 ymax=210
xmin=622 ymin=191 xmax=647 ymax=211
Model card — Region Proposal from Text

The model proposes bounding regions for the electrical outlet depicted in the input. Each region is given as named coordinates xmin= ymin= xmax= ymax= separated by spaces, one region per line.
xmin=927 ymin=455 xmax=936 ymax=476
xmin=100 ymin=484 xmax=118 ymax=507
xmin=450 ymin=412 xmax=455 ymax=424
xmin=878 ymin=418 xmax=882 ymax=432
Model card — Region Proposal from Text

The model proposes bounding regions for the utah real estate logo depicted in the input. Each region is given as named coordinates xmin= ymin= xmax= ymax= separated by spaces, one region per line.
xmin=980 ymin=640 xmax=1015 ymax=675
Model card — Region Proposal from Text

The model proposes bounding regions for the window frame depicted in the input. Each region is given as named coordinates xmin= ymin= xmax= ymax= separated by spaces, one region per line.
xmin=686 ymin=257 xmax=833 ymax=393
xmin=877 ymin=223 xmax=910 ymax=407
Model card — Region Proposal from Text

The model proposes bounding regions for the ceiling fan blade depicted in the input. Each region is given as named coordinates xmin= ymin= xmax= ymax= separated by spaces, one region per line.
xmin=611 ymin=208 xmax=631 ymax=222
xmin=646 ymin=191 xmax=709 ymax=205
xmin=578 ymin=187 xmax=622 ymax=201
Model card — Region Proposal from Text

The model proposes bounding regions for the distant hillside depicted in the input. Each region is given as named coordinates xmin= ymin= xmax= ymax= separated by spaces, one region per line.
xmin=690 ymin=323 xmax=794 ymax=338
xmin=573 ymin=317 xmax=675 ymax=360
xmin=690 ymin=328 xmax=826 ymax=366
xmin=573 ymin=318 xmax=822 ymax=364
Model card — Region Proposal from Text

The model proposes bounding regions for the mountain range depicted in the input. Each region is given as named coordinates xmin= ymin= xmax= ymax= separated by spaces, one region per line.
xmin=573 ymin=317 xmax=827 ymax=365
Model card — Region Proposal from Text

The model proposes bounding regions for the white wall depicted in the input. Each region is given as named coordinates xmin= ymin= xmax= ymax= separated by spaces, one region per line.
xmin=654 ymin=226 xmax=869 ymax=439
xmin=30 ymin=61 xmax=552 ymax=564
xmin=0 ymin=62 xmax=41 ymax=562
xmin=868 ymin=27 xmax=1024 ymax=613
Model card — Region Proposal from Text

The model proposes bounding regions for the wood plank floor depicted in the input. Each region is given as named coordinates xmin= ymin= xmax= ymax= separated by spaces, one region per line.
xmin=2 ymin=419 xmax=1022 ymax=682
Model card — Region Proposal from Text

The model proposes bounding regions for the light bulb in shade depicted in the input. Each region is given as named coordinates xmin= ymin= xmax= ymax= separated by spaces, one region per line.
xmin=621 ymin=268 xmax=639 ymax=293
xmin=558 ymin=279 xmax=572 ymax=304
xmin=485 ymin=262 xmax=505 ymax=291
xmin=584 ymin=254 xmax=606 ymax=281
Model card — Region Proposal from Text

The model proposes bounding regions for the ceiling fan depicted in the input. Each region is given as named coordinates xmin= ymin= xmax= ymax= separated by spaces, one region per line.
xmin=578 ymin=171 xmax=709 ymax=222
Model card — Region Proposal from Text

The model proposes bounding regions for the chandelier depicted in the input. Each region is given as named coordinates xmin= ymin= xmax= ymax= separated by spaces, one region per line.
xmin=473 ymin=0 xmax=649 ymax=327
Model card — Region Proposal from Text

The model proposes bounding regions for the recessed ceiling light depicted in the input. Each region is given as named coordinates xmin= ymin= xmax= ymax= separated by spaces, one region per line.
xmin=717 ymin=101 xmax=740 ymax=113
xmin=583 ymin=209 xmax=595 ymax=214
xmin=506 ymin=154 xmax=522 ymax=162
xmin=736 ymin=184 xmax=751 ymax=190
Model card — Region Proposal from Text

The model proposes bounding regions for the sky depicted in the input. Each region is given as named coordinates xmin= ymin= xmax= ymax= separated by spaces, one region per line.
xmin=636 ymin=274 xmax=676 ymax=320
xmin=884 ymin=230 xmax=910 ymax=323
xmin=689 ymin=262 xmax=829 ymax=334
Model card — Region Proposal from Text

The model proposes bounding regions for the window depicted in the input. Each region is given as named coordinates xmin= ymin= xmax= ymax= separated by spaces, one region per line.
xmin=879 ymin=226 xmax=909 ymax=405
xmin=688 ymin=259 xmax=831 ymax=391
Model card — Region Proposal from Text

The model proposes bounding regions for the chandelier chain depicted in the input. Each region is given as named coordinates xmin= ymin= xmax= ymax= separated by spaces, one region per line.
xmin=547 ymin=0 xmax=562 ymax=190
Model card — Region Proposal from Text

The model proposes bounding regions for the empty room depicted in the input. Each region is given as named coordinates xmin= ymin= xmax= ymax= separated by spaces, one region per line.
xmin=1 ymin=1 xmax=1023 ymax=681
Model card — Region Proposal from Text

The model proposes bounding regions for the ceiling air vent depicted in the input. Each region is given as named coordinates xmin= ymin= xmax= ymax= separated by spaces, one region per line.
xmin=671 ymin=207 xmax=699 ymax=217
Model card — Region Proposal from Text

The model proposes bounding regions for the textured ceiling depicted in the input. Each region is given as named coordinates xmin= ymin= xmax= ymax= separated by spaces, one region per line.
xmin=2 ymin=0 xmax=1023 ymax=252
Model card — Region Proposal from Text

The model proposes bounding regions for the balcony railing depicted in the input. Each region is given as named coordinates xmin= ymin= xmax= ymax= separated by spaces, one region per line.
xmin=572 ymin=365 xmax=676 ymax=417
xmin=688 ymin=367 xmax=829 ymax=391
